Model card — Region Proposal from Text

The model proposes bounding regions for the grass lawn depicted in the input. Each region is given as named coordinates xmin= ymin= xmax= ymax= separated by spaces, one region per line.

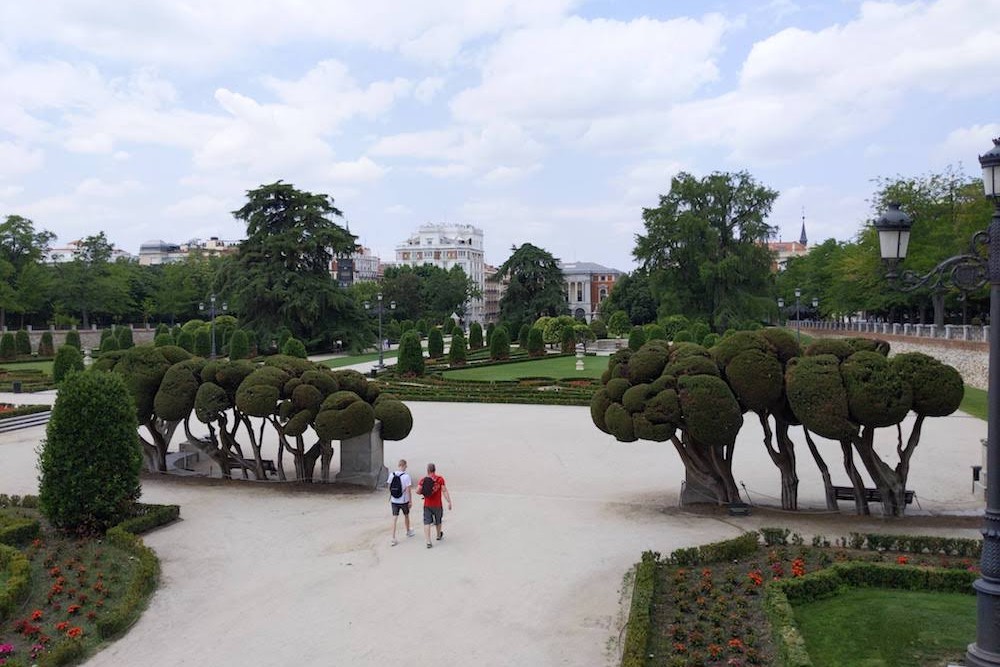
xmin=318 ymin=350 xmax=398 ymax=369
xmin=793 ymin=588 xmax=975 ymax=667
xmin=441 ymin=355 xmax=605 ymax=381
xmin=0 ymin=359 xmax=54 ymax=375
xmin=961 ymin=385 xmax=987 ymax=421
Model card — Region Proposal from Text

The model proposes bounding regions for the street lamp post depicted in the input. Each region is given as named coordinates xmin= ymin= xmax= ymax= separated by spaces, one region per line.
xmin=199 ymin=294 xmax=228 ymax=359
xmin=363 ymin=293 xmax=396 ymax=370
xmin=777 ymin=297 xmax=785 ymax=326
xmin=812 ymin=297 xmax=819 ymax=325
xmin=794 ymin=287 xmax=802 ymax=343
xmin=874 ymin=138 xmax=1000 ymax=667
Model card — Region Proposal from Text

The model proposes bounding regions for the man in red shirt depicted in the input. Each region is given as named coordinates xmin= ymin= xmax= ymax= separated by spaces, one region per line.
xmin=417 ymin=462 xmax=452 ymax=549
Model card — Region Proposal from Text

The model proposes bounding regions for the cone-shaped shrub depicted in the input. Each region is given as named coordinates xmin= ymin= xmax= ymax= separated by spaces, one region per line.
xmin=0 ymin=333 xmax=14 ymax=360
xmin=155 ymin=323 xmax=170 ymax=337
xmin=38 ymin=331 xmax=55 ymax=357
xmin=99 ymin=335 xmax=118 ymax=353
xmin=52 ymin=345 xmax=84 ymax=383
xmin=448 ymin=330 xmax=467 ymax=366
xmin=64 ymin=329 xmax=81 ymax=350
xmin=527 ymin=327 xmax=545 ymax=357
xmin=193 ymin=327 xmax=212 ymax=357
xmin=397 ymin=330 xmax=425 ymax=376
xmin=416 ymin=318 xmax=428 ymax=337
xmin=228 ymin=329 xmax=250 ymax=360
xmin=15 ymin=329 xmax=30 ymax=355
xmin=116 ymin=326 xmax=134 ymax=349
xmin=154 ymin=333 xmax=174 ymax=347
xmin=518 ymin=324 xmax=531 ymax=349
xmin=176 ymin=329 xmax=194 ymax=352
xmin=442 ymin=319 xmax=454 ymax=336
xmin=387 ymin=320 xmax=402 ymax=342
xmin=560 ymin=327 xmax=576 ymax=353
xmin=39 ymin=370 xmax=141 ymax=532
xmin=628 ymin=326 xmax=647 ymax=351
xmin=282 ymin=337 xmax=307 ymax=358
xmin=427 ymin=327 xmax=444 ymax=358
xmin=489 ymin=325 xmax=510 ymax=360
xmin=485 ymin=323 xmax=496 ymax=346
xmin=469 ymin=322 xmax=483 ymax=350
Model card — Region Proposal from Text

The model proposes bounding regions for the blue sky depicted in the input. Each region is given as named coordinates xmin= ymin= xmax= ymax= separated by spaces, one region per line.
xmin=0 ymin=0 xmax=997 ymax=272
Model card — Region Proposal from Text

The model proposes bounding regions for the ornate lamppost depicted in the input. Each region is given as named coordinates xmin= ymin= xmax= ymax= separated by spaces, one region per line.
xmin=874 ymin=138 xmax=1000 ymax=666
xmin=794 ymin=287 xmax=802 ymax=343
xmin=777 ymin=297 xmax=785 ymax=326
xmin=199 ymin=294 xmax=228 ymax=359
xmin=363 ymin=293 xmax=396 ymax=370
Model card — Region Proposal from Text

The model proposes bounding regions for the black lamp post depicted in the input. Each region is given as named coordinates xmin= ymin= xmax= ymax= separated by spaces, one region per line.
xmin=794 ymin=287 xmax=802 ymax=343
xmin=363 ymin=293 xmax=396 ymax=370
xmin=812 ymin=297 xmax=819 ymax=322
xmin=777 ymin=297 xmax=785 ymax=326
xmin=874 ymin=138 xmax=1000 ymax=666
xmin=199 ymin=294 xmax=228 ymax=359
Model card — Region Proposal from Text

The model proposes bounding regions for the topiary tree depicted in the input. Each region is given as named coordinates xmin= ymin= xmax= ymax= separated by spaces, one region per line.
xmin=673 ymin=330 xmax=694 ymax=343
xmin=15 ymin=329 xmax=30 ymax=356
xmin=659 ymin=314 xmax=690 ymax=339
xmin=644 ymin=324 xmax=666 ymax=341
xmin=176 ymin=329 xmax=194 ymax=353
xmin=38 ymin=331 xmax=55 ymax=357
xmin=100 ymin=327 xmax=114 ymax=345
xmin=155 ymin=323 xmax=170 ymax=337
xmin=115 ymin=326 xmax=134 ymax=350
xmin=415 ymin=318 xmax=429 ymax=337
xmin=193 ymin=327 xmax=212 ymax=357
xmin=517 ymin=323 xmax=531 ymax=349
xmin=387 ymin=319 xmax=402 ymax=343
xmin=99 ymin=335 xmax=119 ymax=354
xmin=607 ymin=310 xmax=631 ymax=337
xmin=154 ymin=333 xmax=174 ymax=347
xmin=527 ymin=327 xmax=545 ymax=357
xmin=560 ymin=326 xmax=576 ymax=353
xmin=489 ymin=325 xmax=510 ymax=360
xmin=485 ymin=322 xmax=496 ymax=347
xmin=590 ymin=318 xmax=608 ymax=340
xmin=0 ymin=333 xmax=14 ymax=360
xmin=427 ymin=327 xmax=444 ymax=359
xmin=64 ymin=329 xmax=81 ymax=350
xmin=448 ymin=330 xmax=467 ymax=366
xmin=282 ymin=337 xmax=307 ymax=359
xmin=374 ymin=399 xmax=414 ymax=440
xmin=229 ymin=329 xmax=250 ymax=360
xmin=52 ymin=345 xmax=84 ymax=383
xmin=396 ymin=330 xmax=424 ymax=376
xmin=38 ymin=370 xmax=141 ymax=532
xmin=111 ymin=346 xmax=174 ymax=472
xmin=468 ymin=322 xmax=484 ymax=350
xmin=627 ymin=326 xmax=647 ymax=351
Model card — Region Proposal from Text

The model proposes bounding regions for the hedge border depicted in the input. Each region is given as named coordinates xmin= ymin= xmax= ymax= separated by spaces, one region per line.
xmin=667 ymin=530 xmax=760 ymax=566
xmin=621 ymin=552 xmax=658 ymax=667
xmin=0 ymin=404 xmax=51 ymax=421
xmin=0 ymin=542 xmax=30 ymax=622
xmin=0 ymin=515 xmax=40 ymax=546
xmin=765 ymin=561 xmax=977 ymax=667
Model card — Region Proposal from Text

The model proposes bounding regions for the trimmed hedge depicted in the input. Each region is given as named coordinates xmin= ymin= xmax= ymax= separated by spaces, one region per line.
xmin=667 ymin=531 xmax=760 ymax=566
xmin=621 ymin=551 xmax=658 ymax=667
xmin=0 ymin=404 xmax=50 ymax=421
xmin=0 ymin=543 xmax=30 ymax=622
xmin=0 ymin=514 xmax=40 ymax=546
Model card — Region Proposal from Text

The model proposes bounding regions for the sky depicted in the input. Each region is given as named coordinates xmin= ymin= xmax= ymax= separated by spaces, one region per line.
xmin=0 ymin=0 xmax=998 ymax=273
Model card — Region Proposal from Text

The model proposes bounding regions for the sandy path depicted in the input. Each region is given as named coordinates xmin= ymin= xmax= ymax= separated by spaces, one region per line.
xmin=0 ymin=401 xmax=987 ymax=666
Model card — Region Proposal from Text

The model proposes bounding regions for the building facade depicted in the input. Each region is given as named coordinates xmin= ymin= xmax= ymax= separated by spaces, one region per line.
xmin=483 ymin=264 xmax=507 ymax=324
xmin=137 ymin=237 xmax=237 ymax=266
xmin=559 ymin=261 xmax=622 ymax=322
xmin=46 ymin=240 xmax=134 ymax=264
xmin=766 ymin=218 xmax=810 ymax=271
xmin=395 ymin=223 xmax=485 ymax=324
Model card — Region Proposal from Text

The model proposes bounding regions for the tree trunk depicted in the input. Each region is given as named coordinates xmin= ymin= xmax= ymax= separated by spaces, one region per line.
xmin=853 ymin=426 xmax=909 ymax=517
xmin=758 ymin=414 xmax=798 ymax=510
xmin=319 ymin=440 xmax=335 ymax=482
xmin=932 ymin=290 xmax=946 ymax=328
xmin=670 ymin=433 xmax=737 ymax=505
xmin=841 ymin=439 xmax=869 ymax=515
xmin=302 ymin=442 xmax=321 ymax=483
xmin=803 ymin=429 xmax=837 ymax=510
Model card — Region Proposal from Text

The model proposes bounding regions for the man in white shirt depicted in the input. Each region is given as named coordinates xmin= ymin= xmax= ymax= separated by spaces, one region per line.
xmin=388 ymin=459 xmax=415 ymax=546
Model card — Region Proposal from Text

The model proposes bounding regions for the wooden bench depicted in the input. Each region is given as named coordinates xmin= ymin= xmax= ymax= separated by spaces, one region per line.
xmin=226 ymin=458 xmax=277 ymax=476
xmin=832 ymin=486 xmax=914 ymax=504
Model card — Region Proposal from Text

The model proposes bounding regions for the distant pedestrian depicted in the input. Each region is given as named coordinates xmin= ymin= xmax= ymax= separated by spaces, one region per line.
xmin=417 ymin=462 xmax=452 ymax=549
xmin=388 ymin=459 xmax=415 ymax=546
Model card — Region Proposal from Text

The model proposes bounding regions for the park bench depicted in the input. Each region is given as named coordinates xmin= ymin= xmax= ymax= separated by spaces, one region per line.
xmin=225 ymin=458 xmax=277 ymax=477
xmin=832 ymin=485 xmax=914 ymax=505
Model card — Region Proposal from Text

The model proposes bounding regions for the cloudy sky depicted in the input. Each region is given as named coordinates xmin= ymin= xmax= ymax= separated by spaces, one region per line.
xmin=1 ymin=0 xmax=998 ymax=272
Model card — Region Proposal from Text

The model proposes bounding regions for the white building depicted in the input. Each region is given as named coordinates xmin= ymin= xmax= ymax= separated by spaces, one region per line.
xmin=46 ymin=240 xmax=134 ymax=264
xmin=559 ymin=261 xmax=622 ymax=322
xmin=395 ymin=223 xmax=485 ymax=324
xmin=137 ymin=237 xmax=238 ymax=266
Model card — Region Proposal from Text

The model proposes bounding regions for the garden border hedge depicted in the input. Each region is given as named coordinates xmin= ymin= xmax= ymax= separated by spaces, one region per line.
xmin=0 ymin=515 xmax=40 ymax=546
xmin=621 ymin=551 xmax=658 ymax=667
xmin=0 ymin=542 xmax=30 ymax=622
xmin=0 ymin=405 xmax=51 ymax=421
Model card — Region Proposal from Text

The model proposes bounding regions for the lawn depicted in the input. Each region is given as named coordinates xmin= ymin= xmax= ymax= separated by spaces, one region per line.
xmin=961 ymin=385 xmax=987 ymax=421
xmin=793 ymin=588 xmax=975 ymax=666
xmin=0 ymin=359 xmax=54 ymax=375
xmin=441 ymin=355 xmax=605 ymax=381
xmin=318 ymin=350 xmax=398 ymax=369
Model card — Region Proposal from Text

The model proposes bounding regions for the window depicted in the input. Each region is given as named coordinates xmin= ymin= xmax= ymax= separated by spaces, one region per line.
xmin=402 ymin=252 xmax=410 ymax=260
xmin=576 ymin=287 xmax=583 ymax=302
xmin=599 ymin=288 xmax=607 ymax=301
xmin=434 ymin=251 xmax=441 ymax=260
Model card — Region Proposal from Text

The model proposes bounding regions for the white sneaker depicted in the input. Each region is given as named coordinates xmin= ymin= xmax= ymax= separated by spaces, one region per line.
xmin=391 ymin=539 xmax=398 ymax=546
xmin=406 ymin=529 xmax=415 ymax=537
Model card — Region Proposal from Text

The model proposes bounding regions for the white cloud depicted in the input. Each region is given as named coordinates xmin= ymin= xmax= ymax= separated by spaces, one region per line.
xmin=163 ymin=194 xmax=234 ymax=218
xmin=75 ymin=178 xmax=143 ymax=197
xmin=414 ymin=77 xmax=446 ymax=104
xmin=327 ymin=157 xmax=387 ymax=184
xmin=480 ymin=163 xmax=541 ymax=185
xmin=936 ymin=124 xmax=1000 ymax=167
xmin=0 ymin=185 xmax=23 ymax=199
xmin=0 ymin=142 xmax=44 ymax=178
xmin=385 ymin=204 xmax=412 ymax=215
xmin=616 ymin=159 xmax=687 ymax=205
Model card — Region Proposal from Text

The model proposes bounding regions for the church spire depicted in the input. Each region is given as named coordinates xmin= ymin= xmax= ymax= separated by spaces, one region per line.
xmin=799 ymin=208 xmax=808 ymax=247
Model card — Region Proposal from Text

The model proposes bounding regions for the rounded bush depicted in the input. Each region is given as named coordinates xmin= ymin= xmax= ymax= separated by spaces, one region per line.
xmin=604 ymin=402 xmax=636 ymax=442
xmin=804 ymin=339 xmax=853 ymax=360
xmin=468 ymin=322 xmax=484 ymax=350
xmin=157 ymin=345 xmax=193 ymax=365
xmin=841 ymin=351 xmax=911 ymax=428
xmin=64 ymin=329 xmax=81 ymax=350
xmin=518 ymin=324 xmax=531 ymax=349
xmin=176 ymin=329 xmax=194 ymax=352
xmin=527 ymin=327 xmax=545 ymax=357
xmin=672 ymin=330 xmax=694 ymax=343
xmin=39 ymin=371 xmax=141 ymax=532
xmin=590 ymin=319 xmax=608 ymax=340
xmin=0 ymin=333 xmax=16 ymax=360
xmin=155 ymin=323 xmax=170 ymax=337
xmin=52 ymin=345 xmax=84 ymax=383
xmin=605 ymin=377 xmax=630 ymax=402
xmin=282 ymin=337 xmax=308 ymax=359
xmin=677 ymin=374 xmax=743 ymax=447
xmin=785 ymin=355 xmax=858 ymax=441
xmin=300 ymin=369 xmax=339 ymax=395
xmin=622 ymin=383 xmax=653 ymax=413
xmin=38 ymin=331 xmax=55 ymax=357
xmin=236 ymin=380 xmax=280 ymax=418
xmin=485 ymin=322 xmax=496 ymax=346
xmin=628 ymin=326 xmax=647 ymax=351
xmin=416 ymin=319 xmax=429 ymax=337
xmin=115 ymin=326 xmax=134 ymax=350
xmin=315 ymin=399 xmax=375 ymax=441
xmin=590 ymin=389 xmax=613 ymax=433
xmin=153 ymin=333 xmax=174 ymax=347
xmin=700 ymin=332 xmax=720 ymax=348
xmin=265 ymin=354 xmax=315 ymax=377
xmin=397 ymin=330 xmax=425 ymax=376
xmin=711 ymin=331 xmax=773 ymax=368
xmin=194 ymin=327 xmax=212 ymax=357
xmin=331 ymin=369 xmax=368 ymax=396
xmin=111 ymin=346 xmax=172 ymax=424
xmin=664 ymin=354 xmax=719 ymax=378
xmin=291 ymin=383 xmax=324 ymax=413
xmin=633 ymin=412 xmax=674 ymax=442
xmin=689 ymin=322 xmax=711 ymax=344
xmin=489 ymin=325 xmax=510 ymax=360
xmin=427 ymin=327 xmax=444 ymax=358
xmin=560 ymin=327 xmax=576 ymax=353
xmin=285 ymin=409 xmax=314 ymax=437
xmin=99 ymin=335 xmax=119 ymax=354
xmin=645 ymin=388 xmax=681 ymax=427
xmin=627 ymin=346 xmax=669 ymax=384
xmin=758 ymin=327 xmax=801 ymax=364
xmin=228 ymin=329 xmax=250 ymax=360
xmin=892 ymin=352 xmax=964 ymax=417
xmin=847 ymin=337 xmax=890 ymax=356
xmin=644 ymin=324 xmax=667 ymax=341
xmin=375 ymin=399 xmax=413 ymax=440
xmin=725 ymin=349 xmax=784 ymax=413
xmin=15 ymin=329 xmax=30 ymax=356
xmin=194 ymin=382 xmax=231 ymax=423
xmin=449 ymin=330 xmax=467 ymax=366
xmin=154 ymin=361 xmax=201 ymax=421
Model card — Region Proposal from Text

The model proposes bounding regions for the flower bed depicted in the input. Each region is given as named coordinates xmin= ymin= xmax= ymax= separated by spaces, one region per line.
xmin=624 ymin=529 xmax=979 ymax=667
xmin=376 ymin=375 xmax=598 ymax=406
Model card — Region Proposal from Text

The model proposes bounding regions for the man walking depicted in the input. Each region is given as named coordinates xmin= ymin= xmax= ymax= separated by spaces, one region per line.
xmin=388 ymin=459 xmax=415 ymax=546
xmin=417 ymin=462 xmax=452 ymax=549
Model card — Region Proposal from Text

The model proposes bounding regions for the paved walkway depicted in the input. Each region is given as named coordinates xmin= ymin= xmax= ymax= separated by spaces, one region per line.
xmin=0 ymin=385 xmax=988 ymax=665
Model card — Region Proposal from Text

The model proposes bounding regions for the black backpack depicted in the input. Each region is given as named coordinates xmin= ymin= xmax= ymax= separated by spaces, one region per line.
xmin=420 ymin=476 xmax=438 ymax=497
xmin=389 ymin=472 xmax=404 ymax=499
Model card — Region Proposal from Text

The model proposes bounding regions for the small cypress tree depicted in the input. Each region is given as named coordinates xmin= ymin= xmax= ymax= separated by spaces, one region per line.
xmin=99 ymin=335 xmax=119 ymax=353
xmin=100 ymin=327 xmax=114 ymax=344
xmin=628 ymin=326 xmax=647 ymax=351
xmin=485 ymin=322 xmax=496 ymax=347
xmin=448 ymin=330 xmax=467 ymax=366
xmin=15 ymin=329 xmax=31 ymax=356
xmin=527 ymin=327 xmax=545 ymax=357
xmin=416 ymin=318 xmax=429 ymax=337
xmin=229 ymin=329 xmax=250 ymax=360
xmin=39 ymin=370 xmax=142 ymax=532
xmin=442 ymin=319 xmax=455 ymax=336
xmin=387 ymin=319 xmax=402 ymax=343
xmin=589 ymin=319 xmax=608 ymax=339
xmin=170 ymin=324 xmax=182 ymax=341
xmin=397 ymin=330 xmax=425 ymax=376
xmin=153 ymin=333 xmax=173 ymax=347
xmin=64 ymin=329 xmax=81 ymax=350
xmin=518 ymin=324 xmax=531 ymax=349
xmin=52 ymin=345 xmax=84 ymax=383
xmin=176 ymin=329 xmax=194 ymax=352
xmin=282 ymin=337 xmax=307 ymax=358
xmin=560 ymin=327 xmax=576 ymax=353
xmin=400 ymin=319 xmax=414 ymax=333
xmin=38 ymin=331 xmax=55 ymax=357
xmin=469 ymin=322 xmax=484 ymax=350
xmin=427 ymin=327 xmax=444 ymax=358
xmin=116 ymin=325 xmax=134 ymax=349
xmin=0 ymin=332 xmax=16 ymax=360
xmin=155 ymin=323 xmax=170 ymax=337
xmin=194 ymin=328 xmax=212 ymax=357
xmin=645 ymin=324 xmax=667 ymax=341
xmin=489 ymin=325 xmax=510 ymax=360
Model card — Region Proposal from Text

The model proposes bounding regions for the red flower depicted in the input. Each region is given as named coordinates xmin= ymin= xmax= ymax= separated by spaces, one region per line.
xmin=791 ymin=558 xmax=806 ymax=577
xmin=31 ymin=610 xmax=43 ymax=621
xmin=897 ymin=555 xmax=909 ymax=565
xmin=49 ymin=567 xmax=61 ymax=578
xmin=728 ymin=638 xmax=744 ymax=650
xmin=67 ymin=604 xmax=81 ymax=615
xmin=55 ymin=621 xmax=69 ymax=631
xmin=673 ymin=642 xmax=687 ymax=654
xmin=67 ymin=627 xmax=83 ymax=639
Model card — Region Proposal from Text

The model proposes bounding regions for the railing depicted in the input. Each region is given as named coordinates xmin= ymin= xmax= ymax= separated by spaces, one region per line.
xmin=0 ymin=411 xmax=52 ymax=434
xmin=799 ymin=320 xmax=988 ymax=343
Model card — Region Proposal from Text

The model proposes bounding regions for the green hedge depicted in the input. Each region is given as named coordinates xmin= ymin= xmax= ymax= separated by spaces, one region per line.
xmin=761 ymin=527 xmax=982 ymax=558
xmin=668 ymin=531 xmax=760 ymax=566
xmin=621 ymin=552 xmax=658 ymax=667
xmin=0 ymin=514 xmax=40 ymax=546
xmin=0 ymin=404 xmax=50 ymax=421
xmin=0 ymin=542 xmax=30 ymax=622
xmin=116 ymin=503 xmax=180 ymax=535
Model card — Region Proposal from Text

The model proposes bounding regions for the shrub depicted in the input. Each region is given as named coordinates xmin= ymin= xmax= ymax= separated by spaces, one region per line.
xmin=52 ymin=345 xmax=84 ymax=383
xmin=64 ymin=328 xmax=81 ymax=350
xmin=469 ymin=322 xmax=484 ymax=350
xmin=397 ymin=330 xmax=425 ymax=376
xmin=672 ymin=329 xmax=694 ymax=343
xmin=427 ymin=327 xmax=444 ymax=358
xmin=668 ymin=531 xmax=759 ymax=566
xmin=194 ymin=327 xmax=212 ymax=357
xmin=38 ymin=331 xmax=55 ymax=357
xmin=155 ymin=323 xmax=170 ymax=337
xmin=607 ymin=310 xmax=631 ymax=336
xmin=0 ymin=515 xmax=40 ymax=546
xmin=387 ymin=319 xmax=402 ymax=342
xmin=176 ymin=329 xmax=194 ymax=352
xmin=489 ymin=325 xmax=510 ymax=361
xmin=441 ymin=319 xmax=454 ymax=336
xmin=589 ymin=319 xmax=608 ymax=339
xmin=701 ymin=332 xmax=720 ymax=348
xmin=153 ymin=333 xmax=174 ymax=347
xmin=627 ymin=326 xmax=647 ymax=351
xmin=374 ymin=399 xmax=413 ymax=440
xmin=39 ymin=371 xmax=142 ymax=532
xmin=0 ymin=333 xmax=14 ymax=360
xmin=0 ymin=544 xmax=30 ymax=622
xmin=644 ymin=323 xmax=666 ymax=341
xmin=485 ymin=322 xmax=496 ymax=347
xmin=14 ymin=329 xmax=30 ymax=355
xmin=527 ymin=327 xmax=545 ymax=357
xmin=517 ymin=323 xmax=531 ymax=349
xmin=621 ymin=552 xmax=658 ymax=667
xmin=116 ymin=325 xmax=134 ymax=349
xmin=448 ymin=331 xmax=467 ymax=366
xmin=416 ymin=318 xmax=428 ymax=337
xmin=99 ymin=335 xmax=119 ymax=353
xmin=560 ymin=326 xmax=576 ymax=353
xmin=228 ymin=329 xmax=250 ymax=360
xmin=282 ymin=337 xmax=308 ymax=358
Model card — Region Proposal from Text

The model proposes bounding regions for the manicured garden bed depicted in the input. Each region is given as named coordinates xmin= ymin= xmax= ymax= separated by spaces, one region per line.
xmin=0 ymin=496 xmax=177 ymax=667
xmin=625 ymin=529 xmax=979 ymax=667
xmin=0 ymin=367 xmax=54 ymax=393
xmin=319 ymin=350 xmax=399 ymax=369
xmin=441 ymin=355 xmax=605 ymax=381
xmin=376 ymin=374 xmax=598 ymax=406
